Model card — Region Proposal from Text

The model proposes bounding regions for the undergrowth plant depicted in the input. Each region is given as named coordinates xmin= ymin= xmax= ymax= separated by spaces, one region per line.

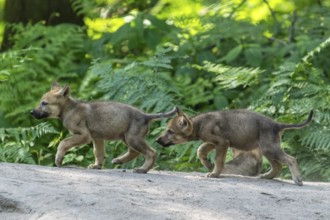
xmin=0 ymin=122 xmax=59 ymax=165
xmin=0 ymin=23 xmax=89 ymax=127
xmin=0 ymin=22 xmax=91 ymax=166
xmin=198 ymin=37 xmax=330 ymax=181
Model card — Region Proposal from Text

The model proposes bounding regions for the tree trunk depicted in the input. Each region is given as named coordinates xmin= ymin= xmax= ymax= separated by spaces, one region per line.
xmin=2 ymin=0 xmax=84 ymax=50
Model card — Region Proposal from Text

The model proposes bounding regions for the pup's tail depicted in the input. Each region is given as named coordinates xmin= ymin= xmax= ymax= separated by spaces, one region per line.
xmin=145 ymin=107 xmax=177 ymax=120
xmin=278 ymin=110 xmax=314 ymax=130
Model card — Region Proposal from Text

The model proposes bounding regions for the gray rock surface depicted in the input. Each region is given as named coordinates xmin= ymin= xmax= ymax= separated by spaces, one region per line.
xmin=0 ymin=163 xmax=329 ymax=220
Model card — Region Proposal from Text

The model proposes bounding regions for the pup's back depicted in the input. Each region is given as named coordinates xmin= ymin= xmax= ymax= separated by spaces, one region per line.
xmin=81 ymin=101 xmax=147 ymax=140
xmin=193 ymin=110 xmax=278 ymax=150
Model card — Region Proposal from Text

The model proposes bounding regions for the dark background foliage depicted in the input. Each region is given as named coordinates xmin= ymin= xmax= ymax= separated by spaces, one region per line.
xmin=0 ymin=0 xmax=329 ymax=181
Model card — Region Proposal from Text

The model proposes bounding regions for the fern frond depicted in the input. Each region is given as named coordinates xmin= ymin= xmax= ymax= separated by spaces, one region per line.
xmin=85 ymin=48 xmax=178 ymax=113
xmin=1 ymin=122 xmax=58 ymax=142
xmin=142 ymin=46 xmax=174 ymax=71
xmin=0 ymin=142 xmax=35 ymax=164
xmin=301 ymin=128 xmax=330 ymax=151
xmin=198 ymin=61 xmax=264 ymax=89
xmin=314 ymin=110 xmax=330 ymax=124
xmin=0 ymin=23 xmax=87 ymax=126
xmin=0 ymin=123 xmax=58 ymax=164
xmin=301 ymin=36 xmax=330 ymax=65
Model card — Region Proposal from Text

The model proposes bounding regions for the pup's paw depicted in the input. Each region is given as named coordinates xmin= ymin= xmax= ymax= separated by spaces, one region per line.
xmin=207 ymin=172 xmax=220 ymax=178
xmin=293 ymin=176 xmax=303 ymax=186
xmin=111 ymin=158 xmax=123 ymax=164
xmin=55 ymin=157 xmax=63 ymax=167
xmin=88 ymin=164 xmax=102 ymax=169
xmin=133 ymin=168 xmax=148 ymax=174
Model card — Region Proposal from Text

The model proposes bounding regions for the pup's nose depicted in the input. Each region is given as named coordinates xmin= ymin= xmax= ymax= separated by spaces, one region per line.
xmin=30 ymin=110 xmax=35 ymax=115
xmin=155 ymin=137 xmax=172 ymax=147
xmin=156 ymin=137 xmax=166 ymax=146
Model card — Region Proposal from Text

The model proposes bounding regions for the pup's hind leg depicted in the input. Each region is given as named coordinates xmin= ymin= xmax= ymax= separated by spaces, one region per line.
xmin=197 ymin=143 xmax=215 ymax=170
xmin=259 ymin=157 xmax=282 ymax=179
xmin=112 ymin=147 xmax=139 ymax=164
xmin=260 ymin=142 xmax=302 ymax=186
xmin=126 ymin=137 xmax=157 ymax=173
xmin=279 ymin=153 xmax=302 ymax=186
xmin=88 ymin=139 xmax=105 ymax=169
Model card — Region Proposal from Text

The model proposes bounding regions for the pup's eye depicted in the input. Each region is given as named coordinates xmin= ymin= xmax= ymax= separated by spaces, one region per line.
xmin=41 ymin=101 xmax=48 ymax=106
xmin=167 ymin=129 xmax=174 ymax=135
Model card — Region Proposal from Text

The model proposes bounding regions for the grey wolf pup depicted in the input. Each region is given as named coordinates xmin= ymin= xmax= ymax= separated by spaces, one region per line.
xmin=222 ymin=148 xmax=262 ymax=176
xmin=156 ymin=108 xmax=313 ymax=185
xmin=31 ymin=81 xmax=176 ymax=173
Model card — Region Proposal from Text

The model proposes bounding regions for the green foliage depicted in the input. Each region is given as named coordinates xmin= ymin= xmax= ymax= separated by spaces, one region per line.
xmin=0 ymin=23 xmax=89 ymax=126
xmin=0 ymin=122 xmax=59 ymax=165
xmin=0 ymin=50 xmax=24 ymax=82
xmin=196 ymin=61 xmax=264 ymax=89
xmin=249 ymin=37 xmax=330 ymax=181
xmin=1 ymin=0 xmax=330 ymax=182
xmin=86 ymin=46 xmax=178 ymax=112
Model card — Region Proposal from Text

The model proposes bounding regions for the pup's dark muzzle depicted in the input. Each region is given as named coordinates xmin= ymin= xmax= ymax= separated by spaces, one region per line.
xmin=156 ymin=137 xmax=173 ymax=147
xmin=30 ymin=109 xmax=49 ymax=119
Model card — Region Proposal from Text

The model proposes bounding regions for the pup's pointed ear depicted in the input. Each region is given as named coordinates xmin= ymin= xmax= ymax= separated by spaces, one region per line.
xmin=178 ymin=116 xmax=188 ymax=127
xmin=51 ymin=81 xmax=60 ymax=89
xmin=176 ymin=107 xmax=185 ymax=116
xmin=176 ymin=107 xmax=190 ymax=120
xmin=57 ymin=85 xmax=70 ymax=97
xmin=177 ymin=115 xmax=193 ymax=134
xmin=62 ymin=85 xmax=70 ymax=97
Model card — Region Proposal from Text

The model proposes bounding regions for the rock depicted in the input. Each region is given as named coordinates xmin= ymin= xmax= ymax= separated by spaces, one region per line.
xmin=0 ymin=163 xmax=329 ymax=220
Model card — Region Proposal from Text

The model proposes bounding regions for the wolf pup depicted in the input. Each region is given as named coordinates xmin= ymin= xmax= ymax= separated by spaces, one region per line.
xmin=156 ymin=108 xmax=313 ymax=185
xmin=222 ymin=148 xmax=262 ymax=176
xmin=31 ymin=81 xmax=176 ymax=173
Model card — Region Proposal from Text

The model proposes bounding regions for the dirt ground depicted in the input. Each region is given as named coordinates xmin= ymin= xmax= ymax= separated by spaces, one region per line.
xmin=0 ymin=162 xmax=329 ymax=220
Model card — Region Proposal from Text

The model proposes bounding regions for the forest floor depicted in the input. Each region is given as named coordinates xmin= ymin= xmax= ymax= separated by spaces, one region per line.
xmin=0 ymin=162 xmax=329 ymax=220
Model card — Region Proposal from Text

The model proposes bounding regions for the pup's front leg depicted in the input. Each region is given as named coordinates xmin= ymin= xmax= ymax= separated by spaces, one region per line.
xmin=55 ymin=134 xmax=91 ymax=167
xmin=88 ymin=139 xmax=105 ymax=169
xmin=197 ymin=143 xmax=215 ymax=170
xmin=207 ymin=146 xmax=228 ymax=178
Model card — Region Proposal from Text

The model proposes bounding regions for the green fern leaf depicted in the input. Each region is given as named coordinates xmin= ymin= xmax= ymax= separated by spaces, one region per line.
xmin=198 ymin=61 xmax=264 ymax=89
